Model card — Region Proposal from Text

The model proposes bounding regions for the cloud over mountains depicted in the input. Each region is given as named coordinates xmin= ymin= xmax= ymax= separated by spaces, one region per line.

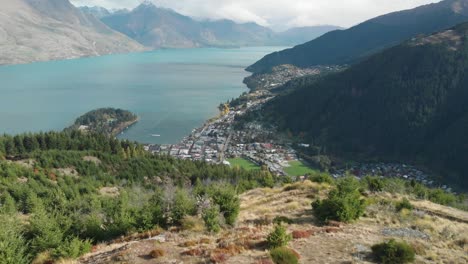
xmin=71 ymin=0 xmax=440 ymax=30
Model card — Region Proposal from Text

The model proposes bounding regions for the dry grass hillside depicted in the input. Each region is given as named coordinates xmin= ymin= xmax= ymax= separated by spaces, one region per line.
xmin=77 ymin=181 xmax=468 ymax=264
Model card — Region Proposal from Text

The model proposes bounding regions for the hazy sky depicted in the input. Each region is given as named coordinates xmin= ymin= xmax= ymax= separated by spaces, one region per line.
xmin=71 ymin=0 xmax=442 ymax=30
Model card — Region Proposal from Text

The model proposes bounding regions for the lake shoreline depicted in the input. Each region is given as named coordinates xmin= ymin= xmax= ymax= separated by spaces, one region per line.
xmin=113 ymin=117 xmax=139 ymax=137
xmin=0 ymin=47 xmax=288 ymax=141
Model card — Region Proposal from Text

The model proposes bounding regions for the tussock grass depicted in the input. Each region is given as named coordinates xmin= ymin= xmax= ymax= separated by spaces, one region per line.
xmin=180 ymin=215 xmax=205 ymax=232
xmin=413 ymin=217 xmax=436 ymax=233
xmin=32 ymin=252 xmax=52 ymax=264
xmin=282 ymin=180 xmax=321 ymax=192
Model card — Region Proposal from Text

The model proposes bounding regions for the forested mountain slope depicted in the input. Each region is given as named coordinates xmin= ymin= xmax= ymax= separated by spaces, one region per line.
xmin=262 ymin=22 xmax=468 ymax=188
xmin=247 ymin=0 xmax=468 ymax=73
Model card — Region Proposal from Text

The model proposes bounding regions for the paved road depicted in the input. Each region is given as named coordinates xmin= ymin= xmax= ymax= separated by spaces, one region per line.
xmin=219 ymin=130 xmax=233 ymax=162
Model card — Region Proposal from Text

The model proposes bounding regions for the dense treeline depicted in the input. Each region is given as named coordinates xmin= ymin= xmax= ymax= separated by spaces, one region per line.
xmin=261 ymin=23 xmax=468 ymax=189
xmin=0 ymin=130 xmax=141 ymax=157
xmin=0 ymin=131 xmax=276 ymax=263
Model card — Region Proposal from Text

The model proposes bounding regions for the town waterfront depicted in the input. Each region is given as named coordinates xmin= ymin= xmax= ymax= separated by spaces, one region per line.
xmin=0 ymin=47 xmax=286 ymax=144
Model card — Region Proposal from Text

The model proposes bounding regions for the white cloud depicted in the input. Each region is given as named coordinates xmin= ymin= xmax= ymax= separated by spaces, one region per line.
xmin=71 ymin=0 xmax=442 ymax=30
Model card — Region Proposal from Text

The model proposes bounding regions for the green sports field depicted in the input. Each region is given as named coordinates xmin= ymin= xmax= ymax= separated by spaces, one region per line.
xmin=227 ymin=158 xmax=260 ymax=171
xmin=284 ymin=160 xmax=317 ymax=176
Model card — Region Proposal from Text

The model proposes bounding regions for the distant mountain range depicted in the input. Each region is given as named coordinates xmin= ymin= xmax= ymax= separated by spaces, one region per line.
xmin=0 ymin=0 xmax=341 ymax=65
xmin=100 ymin=2 xmax=273 ymax=48
xmin=98 ymin=2 xmax=341 ymax=48
xmin=79 ymin=6 xmax=130 ymax=19
xmin=262 ymin=22 xmax=468 ymax=188
xmin=247 ymin=0 xmax=468 ymax=72
xmin=79 ymin=6 xmax=113 ymax=18
xmin=0 ymin=0 xmax=145 ymax=65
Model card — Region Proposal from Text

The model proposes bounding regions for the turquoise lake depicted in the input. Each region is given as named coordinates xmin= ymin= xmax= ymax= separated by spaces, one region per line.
xmin=0 ymin=47 xmax=285 ymax=144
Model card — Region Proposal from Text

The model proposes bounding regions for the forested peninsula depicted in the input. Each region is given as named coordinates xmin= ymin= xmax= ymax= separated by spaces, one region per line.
xmin=66 ymin=108 xmax=138 ymax=137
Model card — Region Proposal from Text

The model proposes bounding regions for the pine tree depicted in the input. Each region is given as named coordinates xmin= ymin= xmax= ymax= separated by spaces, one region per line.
xmin=0 ymin=215 xmax=31 ymax=264
xmin=29 ymin=211 xmax=64 ymax=253
xmin=0 ymin=193 xmax=17 ymax=214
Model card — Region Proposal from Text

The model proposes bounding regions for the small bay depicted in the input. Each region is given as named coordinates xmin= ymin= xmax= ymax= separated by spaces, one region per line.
xmin=0 ymin=47 xmax=285 ymax=144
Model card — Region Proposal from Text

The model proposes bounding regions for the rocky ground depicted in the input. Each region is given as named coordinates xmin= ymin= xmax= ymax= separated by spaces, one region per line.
xmin=77 ymin=181 xmax=468 ymax=264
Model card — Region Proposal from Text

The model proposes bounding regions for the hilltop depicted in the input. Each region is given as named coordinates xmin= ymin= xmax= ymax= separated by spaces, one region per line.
xmin=80 ymin=180 xmax=468 ymax=263
xmin=0 ymin=132 xmax=466 ymax=263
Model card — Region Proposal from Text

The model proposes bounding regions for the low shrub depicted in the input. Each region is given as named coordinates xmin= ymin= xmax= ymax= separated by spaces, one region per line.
xmin=269 ymin=247 xmax=299 ymax=264
xmin=266 ymin=225 xmax=292 ymax=249
xmin=283 ymin=180 xmax=318 ymax=192
xmin=245 ymin=239 xmax=268 ymax=250
xmin=428 ymin=189 xmax=457 ymax=206
xmin=209 ymin=186 xmax=240 ymax=226
xmin=371 ymin=239 xmax=415 ymax=264
xmin=312 ymin=177 xmax=366 ymax=223
xmin=273 ymin=216 xmax=293 ymax=225
xmin=410 ymin=241 xmax=426 ymax=255
xmin=210 ymin=252 xmax=229 ymax=263
xmin=171 ymin=189 xmax=197 ymax=225
xmin=149 ymin=248 xmax=165 ymax=258
xmin=202 ymin=205 xmax=221 ymax=233
xmin=363 ymin=176 xmax=384 ymax=192
xmin=281 ymin=176 xmax=294 ymax=185
xmin=181 ymin=215 xmax=205 ymax=232
xmin=254 ymin=215 xmax=273 ymax=226
xmin=396 ymin=198 xmax=413 ymax=212
xmin=52 ymin=237 xmax=92 ymax=259
xmin=309 ymin=173 xmax=334 ymax=185
xmin=182 ymin=248 xmax=204 ymax=256
xmin=179 ymin=240 xmax=198 ymax=247
xmin=324 ymin=227 xmax=341 ymax=233
xmin=216 ymin=243 xmax=244 ymax=255
xmin=200 ymin=238 xmax=211 ymax=244
xmin=291 ymin=230 xmax=313 ymax=239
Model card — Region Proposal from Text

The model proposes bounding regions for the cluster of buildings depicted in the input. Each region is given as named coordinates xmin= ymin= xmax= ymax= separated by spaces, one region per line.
xmin=225 ymin=141 xmax=299 ymax=175
xmin=144 ymin=122 xmax=227 ymax=163
xmin=223 ymin=120 xmax=301 ymax=175
xmin=243 ymin=64 xmax=344 ymax=91
xmin=145 ymin=98 xmax=247 ymax=163
xmin=332 ymin=163 xmax=438 ymax=187
xmin=144 ymin=91 xmax=304 ymax=175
